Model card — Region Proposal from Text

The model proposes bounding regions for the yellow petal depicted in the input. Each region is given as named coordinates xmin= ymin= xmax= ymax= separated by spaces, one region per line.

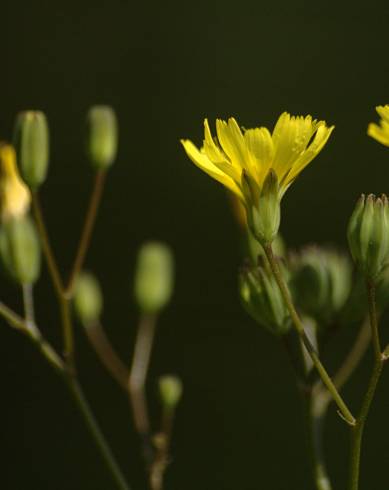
xmin=181 ymin=139 xmax=243 ymax=199
xmin=244 ymin=127 xmax=274 ymax=186
xmin=367 ymin=122 xmax=389 ymax=147
xmin=376 ymin=105 xmax=389 ymax=124
xmin=283 ymin=124 xmax=335 ymax=187
xmin=0 ymin=144 xmax=31 ymax=222
xmin=215 ymin=118 xmax=250 ymax=172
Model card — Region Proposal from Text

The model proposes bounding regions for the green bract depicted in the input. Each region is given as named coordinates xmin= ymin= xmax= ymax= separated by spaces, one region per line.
xmin=240 ymin=263 xmax=291 ymax=336
xmin=347 ymin=194 xmax=389 ymax=280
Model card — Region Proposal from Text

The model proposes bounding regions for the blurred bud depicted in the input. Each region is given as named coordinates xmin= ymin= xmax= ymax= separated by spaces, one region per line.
xmin=242 ymin=169 xmax=280 ymax=245
xmin=134 ymin=242 xmax=174 ymax=314
xmin=73 ymin=271 xmax=103 ymax=327
xmin=0 ymin=215 xmax=40 ymax=284
xmin=239 ymin=262 xmax=291 ymax=336
xmin=347 ymin=194 xmax=389 ymax=280
xmin=290 ymin=246 xmax=352 ymax=326
xmin=13 ymin=111 xmax=49 ymax=189
xmin=0 ymin=143 xmax=30 ymax=222
xmin=86 ymin=106 xmax=118 ymax=169
xmin=159 ymin=375 xmax=183 ymax=409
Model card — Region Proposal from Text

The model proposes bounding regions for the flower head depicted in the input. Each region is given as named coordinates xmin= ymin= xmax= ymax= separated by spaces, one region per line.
xmin=0 ymin=143 xmax=30 ymax=222
xmin=367 ymin=105 xmax=389 ymax=147
xmin=181 ymin=112 xmax=334 ymax=243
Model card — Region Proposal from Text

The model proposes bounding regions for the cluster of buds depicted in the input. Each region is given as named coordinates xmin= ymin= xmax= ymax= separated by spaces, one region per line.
xmin=0 ymin=106 xmax=119 ymax=287
xmin=348 ymin=194 xmax=389 ymax=281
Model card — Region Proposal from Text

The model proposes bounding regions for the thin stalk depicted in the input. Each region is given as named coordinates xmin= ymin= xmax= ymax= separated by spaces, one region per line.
xmin=22 ymin=283 xmax=35 ymax=328
xmin=31 ymin=192 xmax=64 ymax=297
xmin=348 ymin=281 xmax=384 ymax=490
xmin=149 ymin=406 xmax=176 ymax=490
xmin=313 ymin=319 xmax=371 ymax=418
xmin=66 ymin=377 xmax=131 ymax=490
xmin=66 ymin=169 xmax=106 ymax=296
xmin=263 ymin=243 xmax=355 ymax=426
xmin=129 ymin=314 xmax=157 ymax=464
xmin=31 ymin=186 xmax=131 ymax=489
xmin=84 ymin=320 xmax=130 ymax=390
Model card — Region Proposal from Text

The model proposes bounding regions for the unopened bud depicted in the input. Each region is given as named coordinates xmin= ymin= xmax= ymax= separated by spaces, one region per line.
xmin=0 ymin=143 xmax=30 ymax=222
xmin=73 ymin=271 xmax=103 ymax=327
xmin=0 ymin=215 xmax=40 ymax=284
xmin=86 ymin=106 xmax=118 ymax=169
xmin=134 ymin=242 xmax=174 ymax=314
xmin=347 ymin=194 xmax=389 ymax=280
xmin=13 ymin=111 xmax=49 ymax=189
xmin=290 ymin=246 xmax=352 ymax=326
xmin=159 ymin=375 xmax=183 ymax=409
xmin=240 ymin=263 xmax=291 ymax=335
xmin=242 ymin=169 xmax=280 ymax=245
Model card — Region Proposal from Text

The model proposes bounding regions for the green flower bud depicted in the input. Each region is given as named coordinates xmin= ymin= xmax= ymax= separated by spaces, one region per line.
xmin=86 ymin=106 xmax=118 ymax=169
xmin=73 ymin=271 xmax=103 ymax=327
xmin=290 ymin=246 xmax=352 ymax=326
xmin=134 ymin=242 xmax=174 ymax=314
xmin=0 ymin=215 xmax=40 ymax=284
xmin=159 ymin=375 xmax=183 ymax=409
xmin=13 ymin=111 xmax=49 ymax=189
xmin=347 ymin=194 xmax=389 ymax=280
xmin=240 ymin=263 xmax=291 ymax=336
xmin=242 ymin=169 xmax=281 ymax=246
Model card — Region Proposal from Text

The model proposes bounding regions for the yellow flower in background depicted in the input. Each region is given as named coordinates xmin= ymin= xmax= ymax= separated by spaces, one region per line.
xmin=181 ymin=112 xmax=334 ymax=243
xmin=368 ymin=105 xmax=389 ymax=147
xmin=0 ymin=143 xmax=30 ymax=222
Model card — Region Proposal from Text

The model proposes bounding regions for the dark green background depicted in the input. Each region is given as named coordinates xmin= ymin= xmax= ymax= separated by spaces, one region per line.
xmin=0 ymin=1 xmax=389 ymax=489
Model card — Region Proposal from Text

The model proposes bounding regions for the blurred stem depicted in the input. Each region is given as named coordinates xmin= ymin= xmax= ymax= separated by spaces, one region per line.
xmin=348 ymin=280 xmax=384 ymax=490
xmin=22 ymin=283 xmax=36 ymax=328
xmin=32 ymin=192 xmax=64 ymax=297
xmin=31 ymin=185 xmax=131 ymax=489
xmin=263 ymin=243 xmax=355 ymax=426
xmin=283 ymin=332 xmax=332 ymax=490
xmin=304 ymin=396 xmax=332 ymax=490
xmin=85 ymin=320 xmax=130 ymax=390
xmin=65 ymin=376 xmax=131 ymax=490
xmin=0 ymin=300 xmax=63 ymax=371
xmin=149 ymin=406 xmax=176 ymax=490
xmin=66 ymin=169 xmax=106 ymax=296
xmin=129 ymin=314 xmax=157 ymax=465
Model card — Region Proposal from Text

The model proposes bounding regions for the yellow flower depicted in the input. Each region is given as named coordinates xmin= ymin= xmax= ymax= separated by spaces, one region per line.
xmin=0 ymin=143 xmax=31 ymax=222
xmin=181 ymin=112 xmax=334 ymax=243
xmin=367 ymin=105 xmax=389 ymax=147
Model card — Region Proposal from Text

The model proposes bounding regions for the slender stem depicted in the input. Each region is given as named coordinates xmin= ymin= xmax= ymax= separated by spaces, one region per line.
xmin=263 ymin=243 xmax=355 ymax=426
xmin=66 ymin=377 xmax=131 ymax=490
xmin=313 ymin=319 xmax=371 ymax=417
xmin=149 ymin=406 xmax=176 ymax=490
xmin=66 ymin=170 xmax=106 ymax=296
xmin=129 ymin=314 xmax=157 ymax=464
xmin=32 ymin=192 xmax=64 ymax=297
xmin=59 ymin=296 xmax=76 ymax=373
xmin=0 ymin=300 xmax=64 ymax=371
xmin=22 ymin=283 xmax=36 ymax=328
xmin=84 ymin=320 xmax=130 ymax=390
xmin=348 ymin=281 xmax=384 ymax=490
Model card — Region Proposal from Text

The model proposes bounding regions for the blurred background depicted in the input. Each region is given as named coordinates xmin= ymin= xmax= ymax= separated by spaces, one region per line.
xmin=0 ymin=1 xmax=389 ymax=489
